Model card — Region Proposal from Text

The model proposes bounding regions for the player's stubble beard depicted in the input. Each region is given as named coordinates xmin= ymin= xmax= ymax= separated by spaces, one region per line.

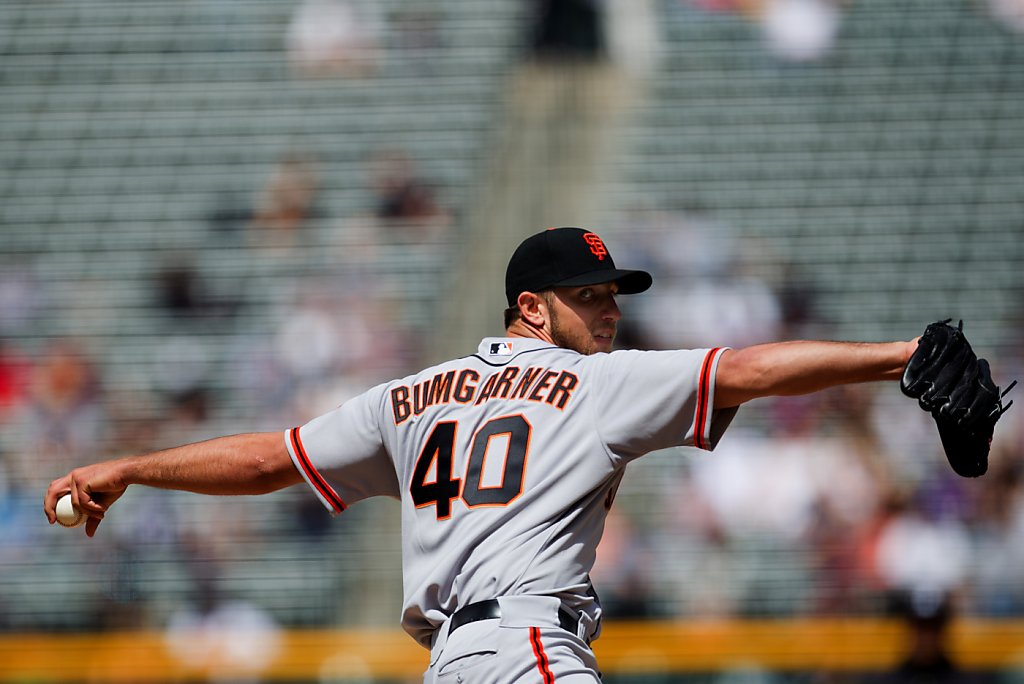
xmin=545 ymin=293 xmax=611 ymax=356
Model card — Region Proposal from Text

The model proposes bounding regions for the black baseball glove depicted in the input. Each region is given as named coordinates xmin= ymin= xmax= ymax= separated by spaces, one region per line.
xmin=900 ymin=320 xmax=1016 ymax=478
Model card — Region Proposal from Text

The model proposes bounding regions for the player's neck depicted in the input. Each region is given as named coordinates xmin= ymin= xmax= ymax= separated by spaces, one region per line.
xmin=505 ymin=320 xmax=555 ymax=345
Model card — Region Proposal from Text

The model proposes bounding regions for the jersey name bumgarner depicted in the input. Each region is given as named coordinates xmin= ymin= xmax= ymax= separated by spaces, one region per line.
xmin=390 ymin=366 xmax=580 ymax=425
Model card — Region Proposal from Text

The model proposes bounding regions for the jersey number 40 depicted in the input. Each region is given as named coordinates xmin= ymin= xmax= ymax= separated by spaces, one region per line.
xmin=410 ymin=414 xmax=530 ymax=520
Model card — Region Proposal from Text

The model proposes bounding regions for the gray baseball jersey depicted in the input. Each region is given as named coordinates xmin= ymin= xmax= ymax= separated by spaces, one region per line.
xmin=285 ymin=337 xmax=736 ymax=648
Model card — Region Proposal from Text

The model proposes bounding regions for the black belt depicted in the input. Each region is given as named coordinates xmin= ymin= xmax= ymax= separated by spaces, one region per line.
xmin=449 ymin=599 xmax=585 ymax=640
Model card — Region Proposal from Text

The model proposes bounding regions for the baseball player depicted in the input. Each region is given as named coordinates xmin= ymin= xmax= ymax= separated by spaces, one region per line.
xmin=46 ymin=227 xmax=921 ymax=682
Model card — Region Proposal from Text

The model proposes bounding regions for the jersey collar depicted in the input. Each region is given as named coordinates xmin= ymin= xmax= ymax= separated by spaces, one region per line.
xmin=478 ymin=337 xmax=556 ymax=360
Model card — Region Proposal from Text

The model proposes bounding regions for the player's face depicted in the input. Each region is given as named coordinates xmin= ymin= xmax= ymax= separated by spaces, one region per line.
xmin=547 ymin=283 xmax=621 ymax=355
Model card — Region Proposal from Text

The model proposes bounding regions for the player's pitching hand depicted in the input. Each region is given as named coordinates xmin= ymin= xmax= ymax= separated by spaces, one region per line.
xmin=44 ymin=462 xmax=129 ymax=537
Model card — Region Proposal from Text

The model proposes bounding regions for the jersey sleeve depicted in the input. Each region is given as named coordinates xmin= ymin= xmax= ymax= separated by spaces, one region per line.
xmin=595 ymin=347 xmax=737 ymax=463
xmin=285 ymin=384 xmax=400 ymax=515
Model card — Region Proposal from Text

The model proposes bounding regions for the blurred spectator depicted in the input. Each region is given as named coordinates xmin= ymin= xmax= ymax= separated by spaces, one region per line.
xmin=274 ymin=289 xmax=354 ymax=382
xmin=604 ymin=0 xmax=662 ymax=76
xmin=272 ymin=283 xmax=414 ymax=422
xmin=150 ymin=334 xmax=214 ymax=417
xmin=153 ymin=256 xmax=238 ymax=322
xmin=95 ymin=540 xmax=149 ymax=630
xmin=655 ymin=469 xmax=744 ymax=617
xmin=611 ymin=316 xmax=657 ymax=352
xmin=759 ymin=0 xmax=843 ymax=63
xmin=528 ymin=0 xmax=607 ymax=62
xmin=804 ymin=494 xmax=867 ymax=614
xmin=689 ymin=427 xmax=882 ymax=544
xmin=622 ymin=213 xmax=783 ymax=350
xmin=986 ymin=0 xmax=1024 ymax=33
xmin=286 ymin=0 xmax=381 ymax=78
xmin=369 ymin=150 xmax=451 ymax=240
xmin=293 ymin=489 xmax=336 ymax=538
xmin=592 ymin=508 xmax=659 ymax=618
xmin=164 ymin=538 xmax=282 ymax=682
xmin=969 ymin=449 xmax=1024 ymax=616
xmin=914 ymin=469 xmax=974 ymax=528
xmin=156 ymin=261 xmax=206 ymax=317
xmin=657 ymin=271 xmax=781 ymax=347
xmin=653 ymin=382 xmax=905 ymax=618
xmin=0 ymin=262 xmax=44 ymax=335
xmin=0 ymin=448 xmax=44 ymax=548
xmin=775 ymin=264 xmax=820 ymax=339
xmin=873 ymin=495 xmax=972 ymax=607
xmin=869 ymin=392 xmax=940 ymax=482
xmin=880 ymin=590 xmax=977 ymax=684
xmin=684 ymin=0 xmax=843 ymax=63
xmin=16 ymin=341 xmax=106 ymax=482
xmin=0 ymin=342 xmax=30 ymax=419
xmin=249 ymin=153 xmax=323 ymax=249
xmin=154 ymin=387 xmax=215 ymax=449
xmin=219 ymin=333 xmax=295 ymax=425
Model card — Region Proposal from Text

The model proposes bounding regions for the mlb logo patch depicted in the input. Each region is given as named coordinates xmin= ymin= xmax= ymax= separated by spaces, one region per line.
xmin=489 ymin=342 xmax=513 ymax=356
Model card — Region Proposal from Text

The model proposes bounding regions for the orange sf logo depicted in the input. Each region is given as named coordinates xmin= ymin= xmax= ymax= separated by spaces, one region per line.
xmin=583 ymin=233 xmax=607 ymax=261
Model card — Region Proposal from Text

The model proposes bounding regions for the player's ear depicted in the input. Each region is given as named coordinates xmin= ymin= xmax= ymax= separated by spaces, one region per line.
xmin=517 ymin=291 xmax=549 ymax=328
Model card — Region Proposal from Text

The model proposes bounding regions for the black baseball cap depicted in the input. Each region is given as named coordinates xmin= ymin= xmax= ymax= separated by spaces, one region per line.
xmin=505 ymin=227 xmax=653 ymax=306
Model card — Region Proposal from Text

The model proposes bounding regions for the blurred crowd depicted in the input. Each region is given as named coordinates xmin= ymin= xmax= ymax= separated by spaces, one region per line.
xmin=593 ymin=215 xmax=1024 ymax=626
xmin=1 ymin=3 xmax=1022 ymax=682
xmin=0 ymin=135 xmax=457 ymax=651
xmin=3 ymin=212 xmax=1022 ymax=642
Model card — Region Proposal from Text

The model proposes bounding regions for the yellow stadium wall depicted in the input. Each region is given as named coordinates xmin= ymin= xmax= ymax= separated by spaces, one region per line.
xmin=3 ymin=618 xmax=1023 ymax=681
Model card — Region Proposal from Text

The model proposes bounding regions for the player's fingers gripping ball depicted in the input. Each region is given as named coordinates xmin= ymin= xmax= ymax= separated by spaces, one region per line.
xmin=55 ymin=494 xmax=87 ymax=528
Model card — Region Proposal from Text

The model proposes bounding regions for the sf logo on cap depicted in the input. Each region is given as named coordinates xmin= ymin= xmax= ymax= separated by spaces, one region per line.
xmin=583 ymin=233 xmax=608 ymax=261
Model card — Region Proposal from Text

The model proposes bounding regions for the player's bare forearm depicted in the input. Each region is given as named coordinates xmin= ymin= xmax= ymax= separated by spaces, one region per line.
xmin=44 ymin=432 xmax=301 ymax=536
xmin=118 ymin=432 xmax=301 ymax=494
xmin=714 ymin=339 xmax=917 ymax=409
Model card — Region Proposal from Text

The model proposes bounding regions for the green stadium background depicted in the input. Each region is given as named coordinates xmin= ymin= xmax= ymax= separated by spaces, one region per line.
xmin=1 ymin=0 xmax=1023 ymax=681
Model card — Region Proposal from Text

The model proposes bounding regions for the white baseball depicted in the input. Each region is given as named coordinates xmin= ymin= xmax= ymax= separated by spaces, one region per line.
xmin=55 ymin=494 xmax=87 ymax=528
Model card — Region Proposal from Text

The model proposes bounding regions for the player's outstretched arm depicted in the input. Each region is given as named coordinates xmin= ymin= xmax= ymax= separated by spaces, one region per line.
xmin=44 ymin=432 xmax=302 ymax=537
xmin=714 ymin=339 xmax=918 ymax=409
